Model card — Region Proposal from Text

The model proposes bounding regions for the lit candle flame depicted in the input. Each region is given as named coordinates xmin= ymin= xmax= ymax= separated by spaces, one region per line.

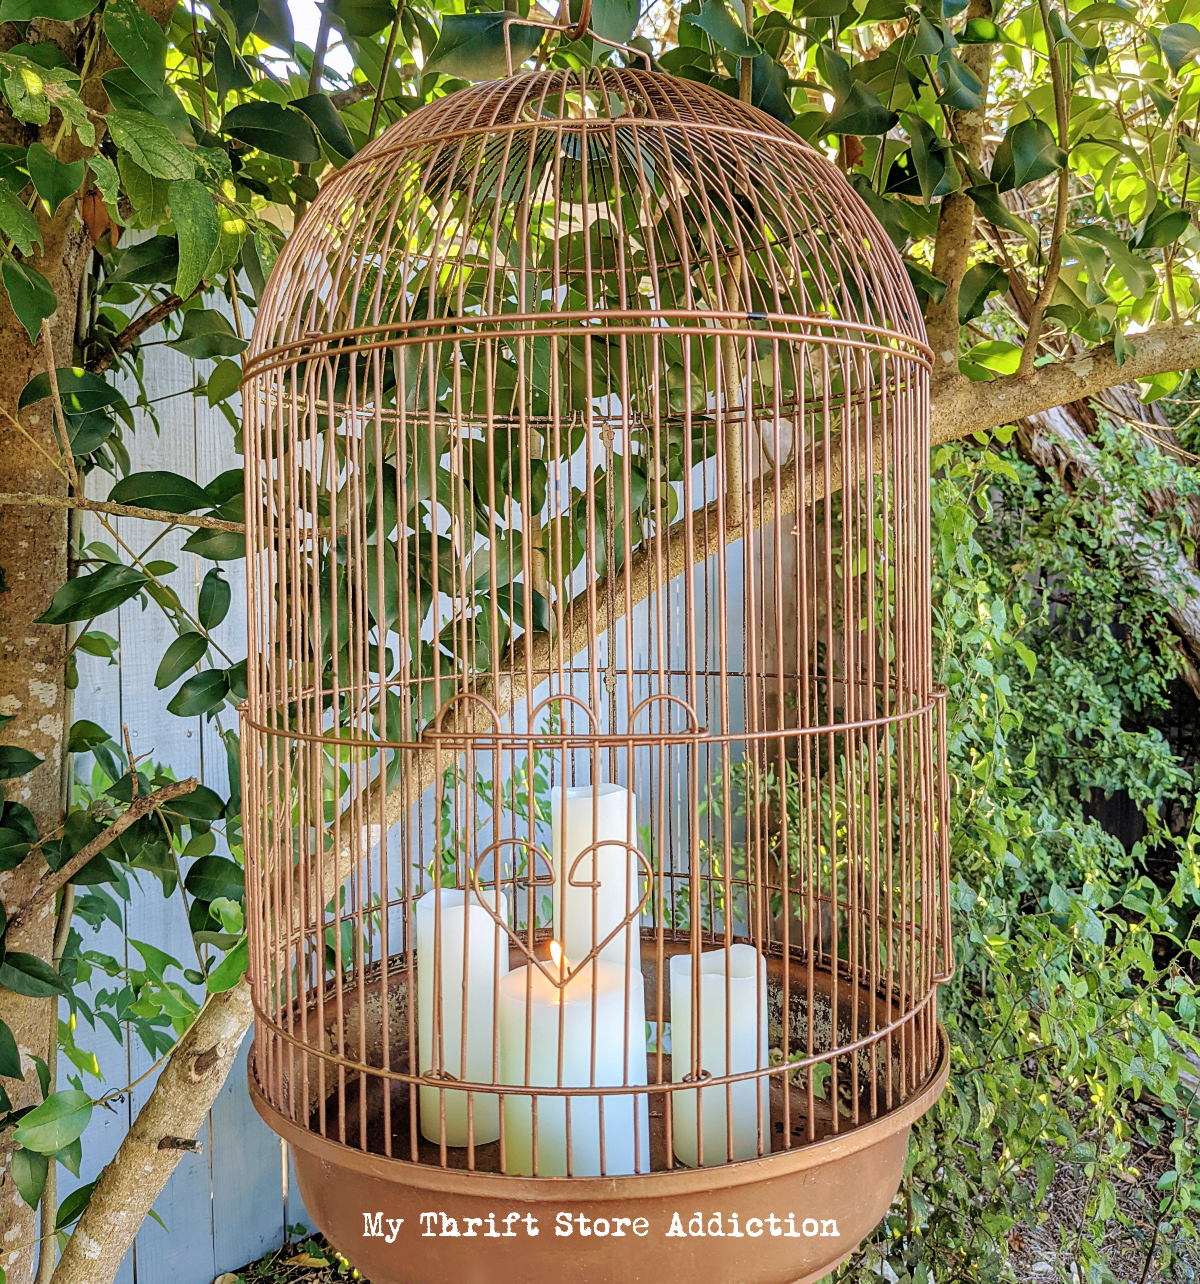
xmin=549 ymin=939 xmax=568 ymax=974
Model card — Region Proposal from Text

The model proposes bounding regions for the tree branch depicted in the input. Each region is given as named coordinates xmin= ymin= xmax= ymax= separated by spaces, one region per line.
xmin=49 ymin=979 xmax=252 ymax=1284
xmin=0 ymin=492 xmax=245 ymax=533
xmin=929 ymin=322 xmax=1200 ymax=444
xmin=1018 ymin=0 xmax=1072 ymax=374
xmin=9 ymin=778 xmax=198 ymax=933
xmin=923 ymin=0 xmax=994 ymax=372
xmin=328 ymin=82 xmax=375 ymax=110
xmin=86 ymin=288 xmax=200 ymax=375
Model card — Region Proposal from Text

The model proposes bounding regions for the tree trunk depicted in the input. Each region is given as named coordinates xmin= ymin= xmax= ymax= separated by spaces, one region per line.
xmin=0 ymin=213 xmax=91 ymax=1284
xmin=49 ymin=981 xmax=253 ymax=1284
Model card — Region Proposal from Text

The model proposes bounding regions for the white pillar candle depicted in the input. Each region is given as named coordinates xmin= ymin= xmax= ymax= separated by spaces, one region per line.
xmin=498 ymin=952 xmax=650 ymax=1176
xmin=552 ymin=783 xmax=642 ymax=969
xmin=416 ymin=887 xmax=509 ymax=1147
xmin=669 ymin=943 xmax=769 ymax=1167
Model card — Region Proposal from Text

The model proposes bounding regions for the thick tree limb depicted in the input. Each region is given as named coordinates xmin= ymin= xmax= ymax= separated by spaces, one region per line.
xmin=0 ymin=492 xmax=245 ymax=533
xmin=49 ymin=979 xmax=253 ymax=1284
xmin=929 ymin=323 xmax=1200 ymax=446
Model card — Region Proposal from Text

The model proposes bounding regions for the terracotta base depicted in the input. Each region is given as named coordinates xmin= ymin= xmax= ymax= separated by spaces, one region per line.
xmin=250 ymin=1031 xmax=947 ymax=1284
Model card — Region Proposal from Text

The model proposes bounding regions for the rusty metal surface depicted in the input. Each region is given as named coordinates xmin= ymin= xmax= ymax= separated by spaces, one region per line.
xmin=250 ymin=1030 xmax=949 ymax=1284
xmin=240 ymin=59 xmax=948 ymax=1218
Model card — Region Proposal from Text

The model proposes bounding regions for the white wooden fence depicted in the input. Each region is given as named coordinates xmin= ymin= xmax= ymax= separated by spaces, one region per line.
xmin=69 ymin=327 xmax=310 ymax=1284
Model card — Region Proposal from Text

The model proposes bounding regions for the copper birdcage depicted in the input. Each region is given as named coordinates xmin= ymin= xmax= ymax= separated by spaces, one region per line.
xmin=241 ymin=51 xmax=950 ymax=1284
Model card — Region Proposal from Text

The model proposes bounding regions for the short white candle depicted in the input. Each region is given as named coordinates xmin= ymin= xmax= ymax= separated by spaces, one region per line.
xmin=669 ymin=943 xmax=769 ymax=1167
xmin=498 ymin=948 xmax=650 ymax=1176
xmin=552 ymin=783 xmax=642 ymax=969
xmin=416 ymin=887 xmax=509 ymax=1147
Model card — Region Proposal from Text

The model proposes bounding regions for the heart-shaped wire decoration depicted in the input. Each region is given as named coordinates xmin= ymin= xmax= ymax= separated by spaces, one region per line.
xmin=469 ymin=836 xmax=653 ymax=990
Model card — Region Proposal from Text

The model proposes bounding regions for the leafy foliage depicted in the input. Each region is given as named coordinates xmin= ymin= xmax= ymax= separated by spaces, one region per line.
xmin=4 ymin=0 xmax=1200 ymax=1275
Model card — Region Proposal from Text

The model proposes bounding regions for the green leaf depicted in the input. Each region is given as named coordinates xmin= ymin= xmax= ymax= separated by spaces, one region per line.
xmin=826 ymin=80 xmax=897 ymax=135
xmin=103 ymin=0 xmax=167 ymax=90
xmin=166 ymin=669 xmax=230 ymax=717
xmin=0 ymin=827 xmax=31 ymax=871
xmin=423 ymin=13 xmax=544 ymax=81
xmin=1075 ymin=224 xmax=1156 ymax=298
xmin=288 ymin=93 xmax=356 ymax=160
xmin=905 ymin=259 xmax=946 ymax=307
xmin=0 ymin=0 xmax=95 ymax=17
xmin=76 ymin=630 xmax=118 ymax=661
xmin=205 ymin=358 xmax=241 ymax=405
xmin=155 ymin=632 xmax=208 ymax=689
xmin=57 ymin=1180 xmax=95 ymax=1229
xmin=107 ymin=234 xmax=179 ymax=286
xmin=1131 ymin=199 xmax=1191 ymax=248
xmin=936 ymin=50 xmax=985 ymax=110
xmin=168 ymin=179 xmax=219 ymax=299
xmin=109 ymin=470 xmax=211 ymax=514
xmin=0 ymin=1020 xmax=20 ymax=1078
xmin=252 ymin=0 xmax=295 ymax=51
xmin=1 ymin=258 xmax=57 ymax=343
xmin=165 ymin=308 xmax=247 ymax=359
xmin=37 ymin=563 xmax=148 ymax=625
xmin=682 ymin=0 xmax=759 ymax=56
xmin=212 ymin=32 xmax=253 ymax=99
xmin=12 ymin=1090 xmax=93 ymax=1154
xmin=101 ymin=68 xmax=191 ymax=139
xmin=67 ymin=719 xmax=111 ymax=753
xmin=19 ymin=367 xmax=122 ymax=414
xmin=162 ymin=783 xmax=226 ymax=822
xmin=0 ymin=142 xmax=28 ymax=189
xmin=11 ymin=1147 xmax=48 ymax=1210
xmin=749 ymin=51 xmax=792 ymax=122
xmin=905 ymin=113 xmax=951 ymax=203
xmin=198 ymin=569 xmax=232 ymax=629
xmin=107 ymin=111 xmax=194 ymax=180
xmin=0 ymin=746 xmax=42 ymax=779
xmin=0 ymin=183 xmax=43 ymax=255
xmin=185 ymin=854 xmax=245 ymax=901
xmin=907 ymin=14 xmax=945 ymax=56
xmin=958 ymin=261 xmax=1009 ymax=324
xmin=181 ymin=526 xmax=244 ymax=561
xmin=1161 ymin=22 xmax=1200 ymax=73
xmin=327 ymin=0 xmax=394 ymax=38
xmin=576 ymin=0 xmax=638 ymax=42
xmin=206 ymin=936 xmax=248 ymax=993
xmin=959 ymin=17 xmax=1004 ymax=41
xmin=0 ymin=952 xmax=69 ymax=997
xmin=25 ymin=142 xmax=83 ymax=214
xmin=222 ymin=101 xmax=321 ymax=163
xmin=990 ymin=117 xmax=1067 ymax=193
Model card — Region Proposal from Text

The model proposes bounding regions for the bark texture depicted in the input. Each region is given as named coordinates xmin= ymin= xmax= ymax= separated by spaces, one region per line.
xmin=49 ymin=982 xmax=253 ymax=1284
xmin=928 ymin=322 xmax=1200 ymax=445
xmin=923 ymin=0 xmax=993 ymax=371
xmin=0 ymin=214 xmax=90 ymax=1284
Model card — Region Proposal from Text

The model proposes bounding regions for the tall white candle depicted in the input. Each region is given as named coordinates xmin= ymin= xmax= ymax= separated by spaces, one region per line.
xmin=552 ymin=783 xmax=642 ymax=969
xmin=498 ymin=951 xmax=650 ymax=1176
xmin=669 ymin=943 xmax=769 ymax=1167
xmin=416 ymin=887 xmax=509 ymax=1147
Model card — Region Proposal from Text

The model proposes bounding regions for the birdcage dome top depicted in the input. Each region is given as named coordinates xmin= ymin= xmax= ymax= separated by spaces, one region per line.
xmin=245 ymin=66 xmax=929 ymax=383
